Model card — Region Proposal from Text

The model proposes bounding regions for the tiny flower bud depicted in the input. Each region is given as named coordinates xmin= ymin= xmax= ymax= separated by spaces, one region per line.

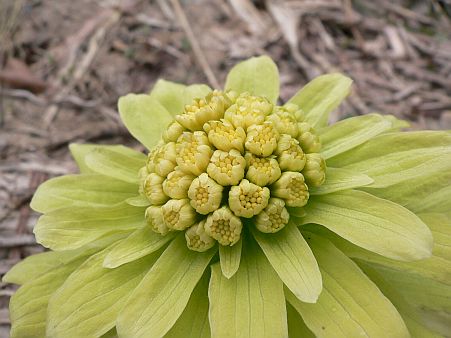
xmin=303 ymin=153 xmax=326 ymax=187
xmin=176 ymin=99 xmax=205 ymax=131
xmin=205 ymin=206 xmax=243 ymax=246
xmin=188 ymin=173 xmax=223 ymax=214
xmin=271 ymin=172 xmax=309 ymax=207
xmin=176 ymin=131 xmax=213 ymax=176
xmin=244 ymin=153 xmax=281 ymax=186
xmin=297 ymin=122 xmax=321 ymax=153
xmin=245 ymin=121 xmax=279 ymax=157
xmin=266 ymin=106 xmax=299 ymax=137
xmin=143 ymin=173 xmax=169 ymax=205
xmin=146 ymin=141 xmax=164 ymax=172
xmin=229 ymin=179 xmax=270 ymax=218
xmin=255 ymin=198 xmax=290 ymax=233
xmin=194 ymin=90 xmax=232 ymax=127
xmin=162 ymin=169 xmax=195 ymax=199
xmin=162 ymin=121 xmax=185 ymax=142
xmin=207 ymin=149 xmax=246 ymax=186
xmin=145 ymin=205 xmax=170 ymax=235
xmin=161 ymin=199 xmax=197 ymax=231
xmin=224 ymin=92 xmax=273 ymax=129
xmin=203 ymin=119 xmax=246 ymax=153
xmin=153 ymin=142 xmax=177 ymax=177
xmin=225 ymin=90 xmax=239 ymax=103
xmin=283 ymin=103 xmax=305 ymax=121
xmin=185 ymin=220 xmax=216 ymax=252
xmin=275 ymin=134 xmax=306 ymax=171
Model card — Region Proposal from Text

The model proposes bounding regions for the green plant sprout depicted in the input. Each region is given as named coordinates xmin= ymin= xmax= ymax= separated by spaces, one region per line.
xmin=4 ymin=56 xmax=451 ymax=338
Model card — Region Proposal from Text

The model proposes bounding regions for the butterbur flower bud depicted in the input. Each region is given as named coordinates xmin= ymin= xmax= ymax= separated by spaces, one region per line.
xmin=203 ymin=119 xmax=246 ymax=153
xmin=244 ymin=153 xmax=281 ymax=186
xmin=255 ymin=198 xmax=290 ymax=233
xmin=224 ymin=92 xmax=273 ymax=129
xmin=229 ymin=179 xmax=270 ymax=218
xmin=283 ymin=102 xmax=305 ymax=120
xmin=271 ymin=172 xmax=309 ymax=207
xmin=145 ymin=205 xmax=170 ymax=235
xmin=275 ymin=134 xmax=306 ymax=171
xmin=162 ymin=169 xmax=194 ymax=199
xmin=266 ymin=106 xmax=300 ymax=137
xmin=303 ymin=153 xmax=326 ymax=187
xmin=207 ymin=149 xmax=246 ymax=186
xmin=138 ymin=166 xmax=149 ymax=196
xmin=194 ymin=90 xmax=232 ymax=127
xmin=146 ymin=142 xmax=163 ymax=172
xmin=297 ymin=122 xmax=321 ymax=153
xmin=176 ymin=131 xmax=212 ymax=176
xmin=185 ymin=220 xmax=216 ymax=252
xmin=245 ymin=121 xmax=279 ymax=157
xmin=188 ymin=173 xmax=223 ymax=214
xmin=143 ymin=173 xmax=169 ymax=205
xmin=161 ymin=199 xmax=197 ymax=231
xmin=176 ymin=99 xmax=205 ymax=131
xmin=162 ymin=120 xmax=185 ymax=142
xmin=153 ymin=142 xmax=177 ymax=177
xmin=204 ymin=206 xmax=242 ymax=246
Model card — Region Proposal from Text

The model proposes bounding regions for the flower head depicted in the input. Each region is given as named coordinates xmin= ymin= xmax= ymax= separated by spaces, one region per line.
xmin=5 ymin=56 xmax=451 ymax=338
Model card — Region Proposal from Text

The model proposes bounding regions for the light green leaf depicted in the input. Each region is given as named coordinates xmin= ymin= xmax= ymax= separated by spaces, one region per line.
xmin=359 ymin=262 xmax=443 ymax=338
xmin=69 ymin=143 xmax=144 ymax=174
xmin=126 ymin=195 xmax=151 ymax=207
xmin=319 ymin=114 xmax=392 ymax=159
xmin=409 ymin=184 xmax=451 ymax=214
xmin=209 ymin=238 xmax=288 ymax=338
xmin=149 ymin=79 xmax=186 ymax=115
xmin=251 ymin=224 xmax=322 ymax=303
xmin=287 ymin=303 xmax=315 ymax=338
xmin=327 ymin=130 xmax=451 ymax=168
xmin=183 ymin=84 xmax=212 ymax=105
xmin=4 ymin=233 xmax=125 ymax=285
xmin=166 ymin=273 xmax=211 ymax=338
xmin=30 ymin=174 xmax=137 ymax=213
xmin=34 ymin=202 xmax=145 ymax=251
xmin=101 ymin=328 xmax=118 ymax=338
xmin=118 ymin=93 xmax=173 ymax=149
xmin=301 ymin=190 xmax=433 ymax=261
xmin=382 ymin=115 xmax=410 ymax=131
xmin=117 ymin=235 xmax=216 ymax=338
xmin=366 ymin=262 xmax=451 ymax=321
xmin=420 ymin=213 xmax=451 ymax=262
xmin=103 ymin=225 xmax=175 ymax=268
xmin=47 ymin=247 xmax=160 ymax=338
xmin=309 ymin=167 xmax=373 ymax=195
xmin=287 ymin=233 xmax=409 ymax=338
xmin=219 ymin=238 xmax=242 ymax=279
xmin=345 ymin=147 xmax=451 ymax=189
xmin=85 ymin=146 xmax=145 ymax=184
xmin=288 ymin=73 xmax=352 ymax=128
xmin=304 ymin=220 xmax=451 ymax=285
xmin=225 ymin=55 xmax=279 ymax=103
xmin=9 ymin=258 xmax=85 ymax=338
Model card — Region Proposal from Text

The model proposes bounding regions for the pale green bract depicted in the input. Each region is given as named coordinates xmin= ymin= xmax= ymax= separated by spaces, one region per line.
xmin=3 ymin=55 xmax=451 ymax=338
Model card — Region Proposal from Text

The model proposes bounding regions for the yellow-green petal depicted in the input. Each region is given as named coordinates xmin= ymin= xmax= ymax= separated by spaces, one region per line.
xmin=319 ymin=114 xmax=392 ymax=159
xmin=118 ymin=93 xmax=173 ymax=149
xmin=219 ymin=237 xmax=242 ymax=279
xmin=208 ymin=239 xmax=288 ymax=338
xmin=47 ymin=247 xmax=159 ymax=338
xmin=301 ymin=190 xmax=433 ymax=261
xmin=225 ymin=55 xmax=279 ymax=104
xmin=288 ymin=73 xmax=352 ymax=128
xmin=287 ymin=303 xmax=315 ymax=338
xmin=166 ymin=273 xmax=211 ymax=338
xmin=309 ymin=167 xmax=373 ymax=195
xmin=287 ymin=233 xmax=409 ymax=338
xmin=85 ymin=146 xmax=145 ymax=184
xmin=251 ymin=224 xmax=322 ymax=303
xmin=117 ymin=235 xmax=216 ymax=338
xmin=183 ymin=84 xmax=212 ymax=105
xmin=34 ymin=202 xmax=145 ymax=251
xmin=9 ymin=257 xmax=85 ymax=338
xmin=30 ymin=174 xmax=136 ymax=213
xmin=149 ymin=79 xmax=186 ymax=115
xmin=103 ymin=225 xmax=176 ymax=268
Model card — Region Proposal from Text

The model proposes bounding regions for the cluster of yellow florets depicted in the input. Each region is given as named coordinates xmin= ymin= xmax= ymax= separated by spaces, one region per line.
xmin=139 ymin=90 xmax=325 ymax=251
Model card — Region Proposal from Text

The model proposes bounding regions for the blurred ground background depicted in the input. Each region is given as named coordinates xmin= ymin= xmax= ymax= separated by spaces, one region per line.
xmin=0 ymin=0 xmax=450 ymax=335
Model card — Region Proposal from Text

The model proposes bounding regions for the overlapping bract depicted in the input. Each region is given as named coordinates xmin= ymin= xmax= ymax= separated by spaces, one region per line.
xmin=3 ymin=56 xmax=451 ymax=338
